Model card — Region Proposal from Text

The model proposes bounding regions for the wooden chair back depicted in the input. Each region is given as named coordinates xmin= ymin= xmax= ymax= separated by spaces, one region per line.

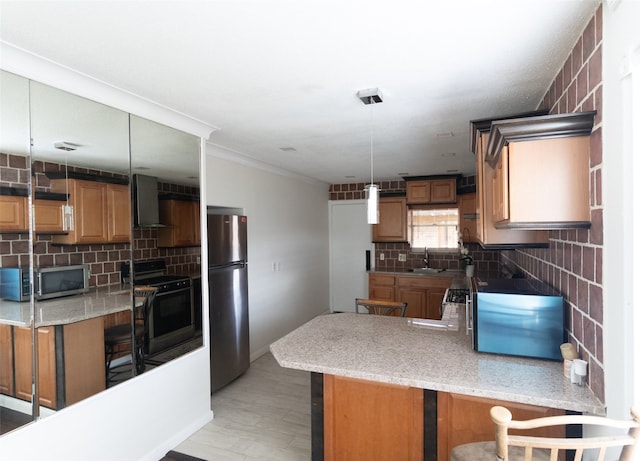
xmin=490 ymin=405 xmax=640 ymax=461
xmin=355 ymin=298 xmax=408 ymax=317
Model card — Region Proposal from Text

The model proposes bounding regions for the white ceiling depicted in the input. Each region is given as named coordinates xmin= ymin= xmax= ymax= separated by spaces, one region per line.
xmin=0 ymin=0 xmax=599 ymax=185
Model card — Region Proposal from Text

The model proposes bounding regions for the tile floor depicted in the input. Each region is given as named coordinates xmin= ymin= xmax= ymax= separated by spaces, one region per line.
xmin=173 ymin=352 xmax=312 ymax=461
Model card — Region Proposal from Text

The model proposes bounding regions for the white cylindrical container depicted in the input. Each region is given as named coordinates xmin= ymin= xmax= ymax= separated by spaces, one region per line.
xmin=571 ymin=359 xmax=588 ymax=386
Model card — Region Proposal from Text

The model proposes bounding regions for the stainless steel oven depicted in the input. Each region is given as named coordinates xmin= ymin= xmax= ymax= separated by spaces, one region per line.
xmin=123 ymin=259 xmax=195 ymax=355
xmin=145 ymin=276 xmax=194 ymax=354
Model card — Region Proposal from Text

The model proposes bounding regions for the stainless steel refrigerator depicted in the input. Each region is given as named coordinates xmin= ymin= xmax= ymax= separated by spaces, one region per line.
xmin=207 ymin=213 xmax=250 ymax=393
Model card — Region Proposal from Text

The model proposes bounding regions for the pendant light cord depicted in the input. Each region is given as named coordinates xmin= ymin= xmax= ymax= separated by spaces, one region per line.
xmin=369 ymin=96 xmax=374 ymax=186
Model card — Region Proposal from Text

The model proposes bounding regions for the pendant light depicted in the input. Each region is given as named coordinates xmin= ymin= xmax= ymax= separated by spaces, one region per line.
xmin=357 ymin=88 xmax=383 ymax=224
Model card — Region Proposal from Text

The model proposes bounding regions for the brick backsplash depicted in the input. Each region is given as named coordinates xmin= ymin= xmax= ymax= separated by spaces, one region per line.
xmin=374 ymin=242 xmax=500 ymax=273
xmin=0 ymin=154 xmax=201 ymax=286
xmin=507 ymin=5 xmax=604 ymax=401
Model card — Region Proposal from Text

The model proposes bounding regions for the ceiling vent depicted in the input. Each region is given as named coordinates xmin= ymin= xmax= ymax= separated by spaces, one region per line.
xmin=357 ymin=88 xmax=383 ymax=105
xmin=54 ymin=141 xmax=80 ymax=151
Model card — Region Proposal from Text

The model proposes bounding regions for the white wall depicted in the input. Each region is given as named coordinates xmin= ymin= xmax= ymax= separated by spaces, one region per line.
xmin=205 ymin=144 xmax=331 ymax=360
xmin=602 ymin=0 xmax=640 ymax=421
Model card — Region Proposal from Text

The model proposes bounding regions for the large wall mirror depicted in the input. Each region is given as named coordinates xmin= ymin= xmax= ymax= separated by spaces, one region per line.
xmin=0 ymin=70 xmax=203 ymax=436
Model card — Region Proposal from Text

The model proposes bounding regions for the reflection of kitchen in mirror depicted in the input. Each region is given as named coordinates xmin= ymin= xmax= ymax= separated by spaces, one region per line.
xmin=0 ymin=75 xmax=203 ymax=435
xmin=0 ymin=70 xmax=35 ymax=435
xmin=129 ymin=114 xmax=203 ymax=367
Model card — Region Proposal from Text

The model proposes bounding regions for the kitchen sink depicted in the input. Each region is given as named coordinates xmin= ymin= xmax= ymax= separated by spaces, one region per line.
xmin=411 ymin=267 xmax=446 ymax=274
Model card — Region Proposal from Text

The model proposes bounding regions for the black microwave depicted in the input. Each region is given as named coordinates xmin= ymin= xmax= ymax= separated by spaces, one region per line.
xmin=0 ymin=265 xmax=90 ymax=302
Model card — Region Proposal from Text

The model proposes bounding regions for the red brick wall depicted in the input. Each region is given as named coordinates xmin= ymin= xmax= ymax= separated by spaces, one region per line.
xmin=501 ymin=6 xmax=604 ymax=400
xmin=0 ymin=154 xmax=200 ymax=285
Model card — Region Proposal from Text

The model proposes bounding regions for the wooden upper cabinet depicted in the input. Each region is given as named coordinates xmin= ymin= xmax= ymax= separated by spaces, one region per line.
xmin=372 ymin=197 xmax=407 ymax=243
xmin=429 ymin=179 xmax=456 ymax=203
xmin=485 ymin=111 xmax=595 ymax=229
xmin=50 ymin=178 xmax=130 ymax=244
xmin=106 ymin=183 xmax=131 ymax=242
xmin=0 ymin=195 xmax=28 ymax=232
xmin=406 ymin=181 xmax=431 ymax=204
xmin=457 ymin=192 xmax=477 ymax=243
xmin=406 ymin=178 xmax=456 ymax=205
xmin=470 ymin=114 xmax=549 ymax=249
xmin=157 ymin=198 xmax=200 ymax=247
xmin=33 ymin=199 xmax=65 ymax=233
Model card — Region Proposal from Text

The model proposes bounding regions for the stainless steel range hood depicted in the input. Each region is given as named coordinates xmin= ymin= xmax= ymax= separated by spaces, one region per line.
xmin=133 ymin=174 xmax=164 ymax=227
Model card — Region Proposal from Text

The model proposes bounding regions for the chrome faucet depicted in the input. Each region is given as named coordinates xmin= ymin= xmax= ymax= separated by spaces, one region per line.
xmin=424 ymin=248 xmax=429 ymax=268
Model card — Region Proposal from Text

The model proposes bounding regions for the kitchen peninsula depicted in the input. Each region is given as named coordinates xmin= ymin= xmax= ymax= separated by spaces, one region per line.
xmin=270 ymin=311 xmax=605 ymax=461
xmin=0 ymin=286 xmax=134 ymax=410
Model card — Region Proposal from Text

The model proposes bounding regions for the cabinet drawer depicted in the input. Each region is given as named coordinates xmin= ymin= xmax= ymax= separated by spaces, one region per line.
xmin=369 ymin=274 xmax=395 ymax=286
xmin=397 ymin=275 xmax=452 ymax=289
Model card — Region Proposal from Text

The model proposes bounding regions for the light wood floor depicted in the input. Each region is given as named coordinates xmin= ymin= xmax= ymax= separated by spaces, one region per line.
xmin=173 ymin=352 xmax=312 ymax=461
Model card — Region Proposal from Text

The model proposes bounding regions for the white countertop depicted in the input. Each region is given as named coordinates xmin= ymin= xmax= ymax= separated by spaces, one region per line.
xmin=270 ymin=312 xmax=605 ymax=415
xmin=0 ymin=284 xmax=135 ymax=328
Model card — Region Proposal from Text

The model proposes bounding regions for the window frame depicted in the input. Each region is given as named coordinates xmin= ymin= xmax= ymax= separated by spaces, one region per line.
xmin=407 ymin=204 xmax=459 ymax=250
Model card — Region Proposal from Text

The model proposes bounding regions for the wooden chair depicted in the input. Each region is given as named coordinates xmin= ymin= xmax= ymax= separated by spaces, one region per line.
xmin=450 ymin=406 xmax=640 ymax=461
xmin=355 ymin=298 xmax=408 ymax=317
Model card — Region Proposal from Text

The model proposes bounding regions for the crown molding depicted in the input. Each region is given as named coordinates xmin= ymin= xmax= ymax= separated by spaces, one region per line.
xmin=0 ymin=40 xmax=217 ymax=139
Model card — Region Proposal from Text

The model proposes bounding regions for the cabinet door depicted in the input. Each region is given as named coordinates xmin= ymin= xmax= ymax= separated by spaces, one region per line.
xmin=458 ymin=193 xmax=477 ymax=243
xmin=437 ymin=393 xmax=564 ymax=461
xmin=33 ymin=200 xmax=65 ymax=233
xmin=63 ymin=317 xmax=105 ymax=405
xmin=406 ymin=181 xmax=431 ymax=204
xmin=429 ymin=179 xmax=456 ymax=203
xmin=368 ymin=274 xmax=396 ymax=302
xmin=158 ymin=199 xmax=198 ymax=247
xmin=492 ymin=147 xmax=509 ymax=223
xmin=13 ymin=326 xmax=33 ymax=402
xmin=0 ymin=195 xmax=28 ymax=232
xmin=192 ymin=200 xmax=201 ymax=245
xmin=51 ymin=179 xmax=109 ymax=244
xmin=106 ymin=183 xmax=131 ymax=242
xmin=426 ymin=288 xmax=446 ymax=320
xmin=397 ymin=286 xmax=426 ymax=318
xmin=14 ymin=326 xmax=56 ymax=408
xmin=474 ymin=132 xmax=548 ymax=247
xmin=0 ymin=324 xmax=13 ymax=395
xmin=324 ymin=375 xmax=423 ymax=461
xmin=372 ymin=197 xmax=407 ymax=242
xmin=74 ymin=181 xmax=108 ymax=243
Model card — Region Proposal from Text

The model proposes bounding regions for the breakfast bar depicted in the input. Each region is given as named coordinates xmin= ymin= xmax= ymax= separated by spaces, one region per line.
xmin=270 ymin=312 xmax=605 ymax=461
xmin=0 ymin=286 xmax=135 ymax=410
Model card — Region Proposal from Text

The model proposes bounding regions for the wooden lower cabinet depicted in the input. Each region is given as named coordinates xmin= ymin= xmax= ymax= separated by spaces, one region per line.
xmin=0 ymin=324 xmax=14 ymax=395
xmin=323 ymin=375 xmax=424 ymax=461
xmin=14 ymin=326 xmax=56 ymax=408
xmin=313 ymin=375 xmax=568 ymax=461
xmin=436 ymin=392 xmax=565 ymax=461
xmin=369 ymin=274 xmax=452 ymax=320
xmin=10 ymin=317 xmax=105 ymax=409
xmin=367 ymin=274 xmax=396 ymax=302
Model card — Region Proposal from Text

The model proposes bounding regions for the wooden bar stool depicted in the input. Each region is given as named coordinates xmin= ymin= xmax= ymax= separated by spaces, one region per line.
xmin=355 ymin=298 xmax=408 ymax=317
xmin=104 ymin=286 xmax=156 ymax=386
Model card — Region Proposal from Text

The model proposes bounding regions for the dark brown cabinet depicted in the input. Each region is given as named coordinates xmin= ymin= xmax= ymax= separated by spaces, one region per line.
xmin=157 ymin=198 xmax=200 ymax=247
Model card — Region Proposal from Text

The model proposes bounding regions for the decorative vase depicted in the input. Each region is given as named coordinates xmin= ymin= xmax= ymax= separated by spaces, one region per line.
xmin=465 ymin=264 xmax=475 ymax=277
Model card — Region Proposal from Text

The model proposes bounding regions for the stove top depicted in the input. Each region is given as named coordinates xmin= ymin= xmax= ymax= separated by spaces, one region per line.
xmin=121 ymin=259 xmax=191 ymax=293
xmin=444 ymin=288 xmax=469 ymax=305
